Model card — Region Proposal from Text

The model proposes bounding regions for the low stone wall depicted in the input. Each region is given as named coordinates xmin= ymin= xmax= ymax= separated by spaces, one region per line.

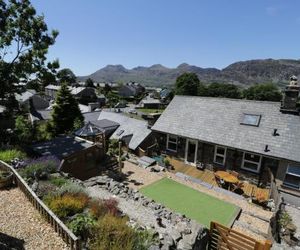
xmin=84 ymin=175 xmax=209 ymax=250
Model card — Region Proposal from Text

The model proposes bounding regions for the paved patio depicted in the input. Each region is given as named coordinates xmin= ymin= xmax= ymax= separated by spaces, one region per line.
xmin=168 ymin=157 xmax=270 ymax=202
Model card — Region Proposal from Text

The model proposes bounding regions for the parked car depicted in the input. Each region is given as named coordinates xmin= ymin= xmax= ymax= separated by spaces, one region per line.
xmin=128 ymin=109 xmax=137 ymax=114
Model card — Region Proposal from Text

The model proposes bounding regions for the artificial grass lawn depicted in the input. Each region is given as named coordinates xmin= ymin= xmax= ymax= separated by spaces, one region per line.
xmin=140 ymin=178 xmax=239 ymax=227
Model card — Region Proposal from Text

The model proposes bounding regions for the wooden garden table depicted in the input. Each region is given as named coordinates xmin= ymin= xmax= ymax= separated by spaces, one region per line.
xmin=215 ymin=171 xmax=239 ymax=190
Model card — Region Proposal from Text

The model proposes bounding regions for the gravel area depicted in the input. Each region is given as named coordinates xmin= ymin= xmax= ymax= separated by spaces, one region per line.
xmin=121 ymin=161 xmax=274 ymax=241
xmin=0 ymin=188 xmax=69 ymax=250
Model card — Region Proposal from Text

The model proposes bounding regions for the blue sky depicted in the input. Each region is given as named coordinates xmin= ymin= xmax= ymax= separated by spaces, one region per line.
xmin=31 ymin=0 xmax=300 ymax=76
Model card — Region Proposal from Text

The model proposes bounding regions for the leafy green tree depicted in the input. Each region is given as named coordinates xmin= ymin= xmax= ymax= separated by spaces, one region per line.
xmin=243 ymin=83 xmax=282 ymax=102
xmin=51 ymin=83 xmax=83 ymax=135
xmin=203 ymin=83 xmax=242 ymax=99
xmin=85 ymin=78 xmax=94 ymax=88
xmin=107 ymin=91 xmax=120 ymax=107
xmin=15 ymin=115 xmax=32 ymax=143
xmin=34 ymin=122 xmax=53 ymax=141
xmin=57 ymin=68 xmax=76 ymax=85
xmin=175 ymin=73 xmax=200 ymax=95
xmin=0 ymin=0 xmax=58 ymax=105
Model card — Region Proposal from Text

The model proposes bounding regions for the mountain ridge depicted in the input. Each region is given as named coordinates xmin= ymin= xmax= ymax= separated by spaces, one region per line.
xmin=77 ymin=59 xmax=300 ymax=87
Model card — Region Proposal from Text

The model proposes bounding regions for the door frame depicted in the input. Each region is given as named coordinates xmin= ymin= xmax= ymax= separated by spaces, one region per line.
xmin=185 ymin=139 xmax=198 ymax=165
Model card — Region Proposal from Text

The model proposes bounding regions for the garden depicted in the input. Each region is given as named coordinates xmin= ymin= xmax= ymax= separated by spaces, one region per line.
xmin=0 ymin=149 xmax=156 ymax=249
xmin=140 ymin=178 xmax=240 ymax=227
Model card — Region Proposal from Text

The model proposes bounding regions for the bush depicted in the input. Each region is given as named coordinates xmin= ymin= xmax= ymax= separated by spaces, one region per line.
xmin=49 ymin=176 xmax=70 ymax=187
xmin=103 ymin=198 xmax=119 ymax=216
xmin=0 ymin=149 xmax=26 ymax=163
xmin=44 ymin=193 xmax=89 ymax=219
xmin=68 ymin=213 xmax=96 ymax=239
xmin=133 ymin=229 xmax=157 ymax=250
xmin=90 ymin=214 xmax=136 ymax=250
xmin=55 ymin=182 xmax=87 ymax=196
xmin=89 ymin=199 xmax=108 ymax=219
xmin=20 ymin=156 xmax=59 ymax=181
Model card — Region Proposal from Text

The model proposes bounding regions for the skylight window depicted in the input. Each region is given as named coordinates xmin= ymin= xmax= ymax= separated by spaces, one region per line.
xmin=116 ymin=129 xmax=124 ymax=136
xmin=241 ymin=114 xmax=261 ymax=127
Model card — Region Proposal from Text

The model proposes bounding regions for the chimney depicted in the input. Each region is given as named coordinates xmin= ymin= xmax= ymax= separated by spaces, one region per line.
xmin=280 ymin=75 xmax=300 ymax=115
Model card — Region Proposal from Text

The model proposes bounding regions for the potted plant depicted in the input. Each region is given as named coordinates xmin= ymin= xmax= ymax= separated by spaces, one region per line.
xmin=0 ymin=169 xmax=13 ymax=189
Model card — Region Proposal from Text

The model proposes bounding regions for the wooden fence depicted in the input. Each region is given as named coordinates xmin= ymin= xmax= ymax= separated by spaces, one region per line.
xmin=0 ymin=160 xmax=81 ymax=250
xmin=210 ymin=221 xmax=272 ymax=250
xmin=267 ymin=168 xmax=281 ymax=209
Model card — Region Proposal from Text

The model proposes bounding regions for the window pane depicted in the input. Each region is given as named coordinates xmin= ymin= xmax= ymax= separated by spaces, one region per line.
xmin=242 ymin=114 xmax=261 ymax=126
xmin=243 ymin=161 xmax=259 ymax=171
xmin=169 ymin=135 xmax=177 ymax=143
xmin=215 ymin=155 xmax=224 ymax=165
xmin=284 ymin=174 xmax=300 ymax=189
xmin=287 ymin=166 xmax=300 ymax=177
xmin=217 ymin=147 xmax=225 ymax=155
xmin=244 ymin=153 xmax=260 ymax=163
xmin=168 ymin=142 xmax=177 ymax=151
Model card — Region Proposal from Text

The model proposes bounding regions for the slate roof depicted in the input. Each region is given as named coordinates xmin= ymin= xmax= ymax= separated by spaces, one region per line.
xmin=97 ymin=111 xmax=151 ymax=150
xmin=152 ymin=95 xmax=300 ymax=163
xmin=45 ymin=84 xmax=60 ymax=90
xmin=30 ymin=109 xmax=52 ymax=122
xmin=74 ymin=122 xmax=105 ymax=137
xmin=32 ymin=136 xmax=93 ymax=160
xmin=15 ymin=90 xmax=36 ymax=103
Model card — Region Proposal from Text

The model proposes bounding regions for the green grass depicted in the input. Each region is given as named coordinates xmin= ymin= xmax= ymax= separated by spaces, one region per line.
xmin=140 ymin=178 xmax=239 ymax=227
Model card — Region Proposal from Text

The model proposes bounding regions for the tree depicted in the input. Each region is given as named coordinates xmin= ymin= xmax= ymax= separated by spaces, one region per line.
xmin=175 ymin=73 xmax=200 ymax=96
xmin=51 ymin=83 xmax=83 ymax=134
xmin=0 ymin=0 xmax=58 ymax=105
xmin=203 ymin=83 xmax=242 ymax=99
xmin=57 ymin=68 xmax=76 ymax=85
xmin=243 ymin=83 xmax=282 ymax=102
xmin=85 ymin=78 xmax=94 ymax=88
xmin=15 ymin=115 xmax=32 ymax=143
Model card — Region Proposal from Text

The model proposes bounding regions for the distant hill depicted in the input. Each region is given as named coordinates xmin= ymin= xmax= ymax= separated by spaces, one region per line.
xmin=77 ymin=59 xmax=300 ymax=87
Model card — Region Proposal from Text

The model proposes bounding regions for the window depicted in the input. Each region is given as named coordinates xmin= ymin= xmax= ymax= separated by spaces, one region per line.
xmin=241 ymin=152 xmax=262 ymax=173
xmin=241 ymin=114 xmax=261 ymax=126
xmin=214 ymin=145 xmax=227 ymax=165
xmin=166 ymin=134 xmax=177 ymax=152
xmin=283 ymin=165 xmax=300 ymax=190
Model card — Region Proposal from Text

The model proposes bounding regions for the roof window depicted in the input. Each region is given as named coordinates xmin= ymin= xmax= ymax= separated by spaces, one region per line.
xmin=241 ymin=114 xmax=261 ymax=127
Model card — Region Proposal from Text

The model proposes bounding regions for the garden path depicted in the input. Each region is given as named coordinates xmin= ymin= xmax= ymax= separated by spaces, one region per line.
xmin=0 ymin=187 xmax=69 ymax=250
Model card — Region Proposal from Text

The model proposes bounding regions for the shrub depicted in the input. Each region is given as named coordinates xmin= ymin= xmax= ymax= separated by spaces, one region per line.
xmin=68 ymin=213 xmax=96 ymax=239
xmin=20 ymin=156 xmax=60 ymax=180
xmin=103 ymin=198 xmax=119 ymax=216
xmin=55 ymin=182 xmax=87 ymax=196
xmin=19 ymin=163 xmax=46 ymax=180
xmin=45 ymin=193 xmax=89 ymax=219
xmin=49 ymin=177 xmax=70 ymax=187
xmin=19 ymin=156 xmax=59 ymax=181
xmin=0 ymin=149 xmax=26 ymax=163
xmin=90 ymin=214 xmax=136 ymax=250
xmin=89 ymin=199 xmax=108 ymax=219
xmin=133 ymin=229 xmax=157 ymax=250
xmin=278 ymin=211 xmax=292 ymax=228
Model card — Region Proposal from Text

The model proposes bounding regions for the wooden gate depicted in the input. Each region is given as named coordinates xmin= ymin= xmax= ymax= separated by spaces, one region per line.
xmin=210 ymin=221 xmax=272 ymax=250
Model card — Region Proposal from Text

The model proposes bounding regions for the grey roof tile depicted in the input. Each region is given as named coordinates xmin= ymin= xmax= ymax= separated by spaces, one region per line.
xmin=152 ymin=96 xmax=300 ymax=163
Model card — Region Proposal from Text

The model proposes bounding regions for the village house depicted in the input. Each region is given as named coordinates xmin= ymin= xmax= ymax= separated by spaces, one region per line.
xmin=83 ymin=111 xmax=154 ymax=155
xmin=45 ymin=85 xmax=96 ymax=101
xmin=15 ymin=89 xmax=49 ymax=110
xmin=152 ymin=77 xmax=300 ymax=192
xmin=139 ymin=94 xmax=162 ymax=109
xmin=118 ymin=82 xmax=145 ymax=98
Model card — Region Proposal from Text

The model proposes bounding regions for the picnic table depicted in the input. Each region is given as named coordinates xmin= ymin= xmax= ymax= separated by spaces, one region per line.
xmin=215 ymin=171 xmax=239 ymax=190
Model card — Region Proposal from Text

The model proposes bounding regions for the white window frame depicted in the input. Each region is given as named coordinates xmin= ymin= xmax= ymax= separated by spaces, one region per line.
xmin=166 ymin=134 xmax=178 ymax=152
xmin=241 ymin=152 xmax=262 ymax=173
xmin=213 ymin=145 xmax=227 ymax=165
xmin=283 ymin=165 xmax=300 ymax=190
